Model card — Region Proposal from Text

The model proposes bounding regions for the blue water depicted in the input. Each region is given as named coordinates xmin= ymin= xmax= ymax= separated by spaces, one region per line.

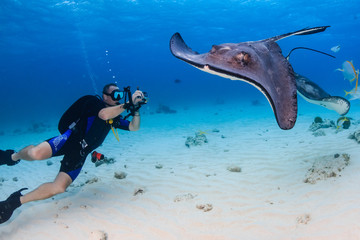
xmin=1 ymin=2 xmax=360 ymax=237
xmin=0 ymin=0 xmax=360 ymax=129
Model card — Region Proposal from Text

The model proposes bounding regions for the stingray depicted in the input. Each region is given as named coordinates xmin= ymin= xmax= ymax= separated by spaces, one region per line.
xmin=169 ymin=26 xmax=330 ymax=130
xmin=295 ymin=73 xmax=350 ymax=115
xmin=285 ymin=47 xmax=351 ymax=116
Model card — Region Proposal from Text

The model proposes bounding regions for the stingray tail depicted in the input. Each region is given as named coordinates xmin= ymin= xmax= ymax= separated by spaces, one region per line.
xmin=286 ymin=47 xmax=335 ymax=60
xmin=270 ymin=26 xmax=330 ymax=42
xmin=292 ymin=26 xmax=330 ymax=35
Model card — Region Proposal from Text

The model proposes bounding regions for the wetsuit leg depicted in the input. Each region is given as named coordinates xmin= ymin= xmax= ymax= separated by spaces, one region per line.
xmin=59 ymin=148 xmax=87 ymax=182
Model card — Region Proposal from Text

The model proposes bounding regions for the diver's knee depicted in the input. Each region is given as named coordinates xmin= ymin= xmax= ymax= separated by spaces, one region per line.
xmin=52 ymin=177 xmax=71 ymax=195
xmin=28 ymin=147 xmax=43 ymax=159
xmin=29 ymin=144 xmax=51 ymax=160
xmin=51 ymin=184 xmax=67 ymax=195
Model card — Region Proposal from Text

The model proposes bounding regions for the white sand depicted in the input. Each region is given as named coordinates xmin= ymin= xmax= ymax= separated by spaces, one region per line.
xmin=1 ymin=103 xmax=360 ymax=240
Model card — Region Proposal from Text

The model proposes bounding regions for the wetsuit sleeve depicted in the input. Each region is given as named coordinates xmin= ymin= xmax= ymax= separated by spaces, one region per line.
xmin=113 ymin=116 xmax=130 ymax=130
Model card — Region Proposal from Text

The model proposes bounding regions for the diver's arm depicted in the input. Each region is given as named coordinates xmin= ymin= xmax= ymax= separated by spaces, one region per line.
xmin=129 ymin=111 xmax=140 ymax=131
xmin=98 ymin=104 xmax=126 ymax=121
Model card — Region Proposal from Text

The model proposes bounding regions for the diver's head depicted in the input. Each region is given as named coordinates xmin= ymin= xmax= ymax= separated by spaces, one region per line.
xmin=102 ymin=83 xmax=124 ymax=106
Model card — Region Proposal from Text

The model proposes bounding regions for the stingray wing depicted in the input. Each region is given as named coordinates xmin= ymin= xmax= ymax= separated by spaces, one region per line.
xmin=170 ymin=33 xmax=297 ymax=130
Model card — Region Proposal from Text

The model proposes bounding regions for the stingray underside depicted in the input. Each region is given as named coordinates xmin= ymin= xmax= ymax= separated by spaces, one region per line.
xmin=296 ymin=73 xmax=350 ymax=115
xmin=170 ymin=33 xmax=297 ymax=130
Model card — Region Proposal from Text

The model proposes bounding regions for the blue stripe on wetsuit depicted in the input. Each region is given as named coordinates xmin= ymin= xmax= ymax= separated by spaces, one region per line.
xmin=119 ymin=118 xmax=130 ymax=129
xmin=67 ymin=168 xmax=82 ymax=181
xmin=48 ymin=129 xmax=72 ymax=156
xmin=85 ymin=116 xmax=95 ymax=134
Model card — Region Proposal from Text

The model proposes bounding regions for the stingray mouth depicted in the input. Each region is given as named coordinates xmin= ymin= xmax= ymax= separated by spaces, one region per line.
xmin=202 ymin=64 xmax=276 ymax=111
xmin=204 ymin=64 xmax=256 ymax=83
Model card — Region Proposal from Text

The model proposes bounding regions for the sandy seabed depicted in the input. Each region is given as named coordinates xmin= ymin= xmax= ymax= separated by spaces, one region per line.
xmin=1 ymin=103 xmax=360 ymax=240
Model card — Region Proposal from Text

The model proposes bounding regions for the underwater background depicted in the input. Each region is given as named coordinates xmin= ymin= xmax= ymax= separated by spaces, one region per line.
xmin=0 ymin=0 xmax=360 ymax=130
xmin=2 ymin=2 xmax=360 ymax=238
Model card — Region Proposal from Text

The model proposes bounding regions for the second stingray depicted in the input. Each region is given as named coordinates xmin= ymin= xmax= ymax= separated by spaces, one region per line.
xmin=296 ymin=73 xmax=350 ymax=116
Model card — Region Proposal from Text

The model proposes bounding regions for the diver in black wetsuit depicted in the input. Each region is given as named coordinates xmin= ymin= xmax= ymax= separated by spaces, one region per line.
xmin=0 ymin=83 xmax=145 ymax=224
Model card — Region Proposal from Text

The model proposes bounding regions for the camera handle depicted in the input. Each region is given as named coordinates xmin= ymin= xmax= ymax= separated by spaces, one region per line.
xmin=123 ymin=86 xmax=146 ymax=120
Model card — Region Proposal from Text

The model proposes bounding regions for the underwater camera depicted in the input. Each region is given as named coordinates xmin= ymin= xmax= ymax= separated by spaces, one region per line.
xmin=123 ymin=86 xmax=148 ymax=105
xmin=124 ymin=86 xmax=148 ymax=106
xmin=122 ymin=86 xmax=148 ymax=120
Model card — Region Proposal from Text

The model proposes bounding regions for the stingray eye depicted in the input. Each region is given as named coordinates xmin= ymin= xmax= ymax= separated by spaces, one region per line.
xmin=243 ymin=53 xmax=250 ymax=62
xmin=234 ymin=52 xmax=250 ymax=66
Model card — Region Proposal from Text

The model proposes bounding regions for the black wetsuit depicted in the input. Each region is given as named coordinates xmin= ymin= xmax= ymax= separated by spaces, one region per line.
xmin=46 ymin=95 xmax=130 ymax=181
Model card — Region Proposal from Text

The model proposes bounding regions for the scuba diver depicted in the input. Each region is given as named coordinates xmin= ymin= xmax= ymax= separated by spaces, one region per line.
xmin=0 ymin=83 xmax=146 ymax=224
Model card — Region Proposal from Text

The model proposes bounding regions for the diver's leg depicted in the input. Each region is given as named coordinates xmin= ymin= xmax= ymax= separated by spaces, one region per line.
xmin=0 ymin=172 xmax=72 ymax=224
xmin=20 ymin=172 xmax=72 ymax=204
xmin=12 ymin=141 xmax=52 ymax=161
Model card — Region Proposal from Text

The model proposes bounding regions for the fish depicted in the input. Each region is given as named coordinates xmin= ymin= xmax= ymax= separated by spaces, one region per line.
xmin=331 ymin=45 xmax=341 ymax=53
xmin=295 ymin=73 xmax=350 ymax=115
xmin=344 ymin=87 xmax=360 ymax=101
xmin=197 ymin=130 xmax=208 ymax=135
xmin=169 ymin=26 xmax=330 ymax=130
xmin=336 ymin=116 xmax=351 ymax=129
xmin=336 ymin=60 xmax=359 ymax=83
xmin=337 ymin=60 xmax=359 ymax=94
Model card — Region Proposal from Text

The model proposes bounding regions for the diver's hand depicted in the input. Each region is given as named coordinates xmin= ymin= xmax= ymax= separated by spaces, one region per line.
xmin=132 ymin=90 xmax=145 ymax=105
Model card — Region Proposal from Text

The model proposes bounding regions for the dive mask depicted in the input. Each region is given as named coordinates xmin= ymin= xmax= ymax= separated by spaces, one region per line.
xmin=104 ymin=89 xmax=124 ymax=101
